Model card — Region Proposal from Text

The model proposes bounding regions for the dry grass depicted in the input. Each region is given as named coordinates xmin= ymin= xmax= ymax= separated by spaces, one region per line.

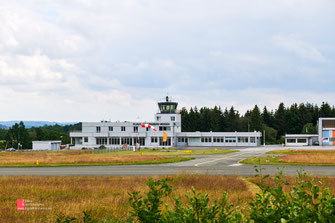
xmin=248 ymin=175 xmax=335 ymax=193
xmin=0 ymin=150 xmax=182 ymax=165
xmin=242 ymin=150 xmax=335 ymax=165
xmin=279 ymin=154 xmax=335 ymax=164
xmin=0 ymin=175 xmax=251 ymax=222
xmin=277 ymin=150 xmax=335 ymax=164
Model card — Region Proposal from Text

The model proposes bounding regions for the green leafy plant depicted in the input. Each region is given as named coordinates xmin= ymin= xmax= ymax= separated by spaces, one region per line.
xmin=56 ymin=168 xmax=335 ymax=223
xmin=128 ymin=178 xmax=243 ymax=222
xmin=249 ymin=167 xmax=335 ymax=223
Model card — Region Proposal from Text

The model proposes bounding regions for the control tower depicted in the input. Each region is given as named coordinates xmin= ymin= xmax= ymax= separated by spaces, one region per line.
xmin=157 ymin=96 xmax=178 ymax=114
xmin=154 ymin=96 xmax=181 ymax=134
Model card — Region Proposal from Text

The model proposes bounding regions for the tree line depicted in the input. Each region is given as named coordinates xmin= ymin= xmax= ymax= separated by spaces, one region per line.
xmin=1 ymin=101 xmax=334 ymax=149
xmin=0 ymin=122 xmax=81 ymax=150
xmin=180 ymin=102 xmax=335 ymax=144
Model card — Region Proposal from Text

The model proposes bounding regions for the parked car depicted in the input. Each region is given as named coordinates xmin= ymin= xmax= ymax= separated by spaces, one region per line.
xmin=7 ymin=148 xmax=16 ymax=152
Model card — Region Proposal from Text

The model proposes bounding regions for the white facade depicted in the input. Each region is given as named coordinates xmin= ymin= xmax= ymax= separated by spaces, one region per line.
xmin=70 ymin=97 xmax=262 ymax=149
xmin=32 ymin=141 xmax=61 ymax=151
xmin=284 ymin=118 xmax=335 ymax=147
xmin=318 ymin=117 xmax=335 ymax=146
xmin=284 ymin=134 xmax=318 ymax=147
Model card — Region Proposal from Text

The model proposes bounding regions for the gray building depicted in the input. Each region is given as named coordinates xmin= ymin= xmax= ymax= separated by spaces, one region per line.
xmin=284 ymin=117 xmax=335 ymax=147
xmin=32 ymin=141 xmax=61 ymax=151
xmin=318 ymin=117 xmax=335 ymax=146
xmin=70 ymin=97 xmax=262 ymax=149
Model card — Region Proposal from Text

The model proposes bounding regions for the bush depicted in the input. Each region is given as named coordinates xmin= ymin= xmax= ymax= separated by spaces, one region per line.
xmin=128 ymin=178 xmax=243 ymax=222
xmin=98 ymin=145 xmax=106 ymax=150
xmin=249 ymin=168 xmax=335 ymax=223
xmin=57 ymin=168 xmax=335 ymax=222
xmin=129 ymin=168 xmax=335 ymax=223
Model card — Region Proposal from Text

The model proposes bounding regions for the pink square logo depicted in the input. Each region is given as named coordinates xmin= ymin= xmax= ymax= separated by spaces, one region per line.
xmin=17 ymin=199 xmax=25 ymax=211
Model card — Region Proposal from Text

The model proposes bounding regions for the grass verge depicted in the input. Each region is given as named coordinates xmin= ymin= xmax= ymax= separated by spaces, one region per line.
xmin=241 ymin=149 xmax=335 ymax=166
xmin=0 ymin=149 xmax=235 ymax=167
xmin=0 ymin=175 xmax=250 ymax=222
xmin=100 ymin=148 xmax=238 ymax=156
xmin=0 ymin=156 xmax=193 ymax=167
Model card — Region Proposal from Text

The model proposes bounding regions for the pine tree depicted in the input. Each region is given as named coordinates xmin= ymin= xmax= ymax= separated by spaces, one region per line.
xmin=274 ymin=103 xmax=287 ymax=137
xmin=250 ymin=105 xmax=263 ymax=132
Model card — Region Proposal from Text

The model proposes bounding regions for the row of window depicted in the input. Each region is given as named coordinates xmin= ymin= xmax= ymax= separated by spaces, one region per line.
xmin=96 ymin=137 xmax=146 ymax=146
xmin=156 ymin=116 xmax=176 ymax=121
xmin=189 ymin=137 xmax=256 ymax=144
xmin=287 ymin=138 xmax=307 ymax=143
xmin=95 ymin=137 xmax=171 ymax=146
xmin=178 ymin=137 xmax=188 ymax=143
xmin=89 ymin=136 xmax=257 ymax=145
xmin=96 ymin=126 xmax=169 ymax=133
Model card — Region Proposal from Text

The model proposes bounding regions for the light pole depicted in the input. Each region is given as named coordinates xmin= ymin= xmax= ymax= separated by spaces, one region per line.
xmin=137 ymin=116 xmax=140 ymax=151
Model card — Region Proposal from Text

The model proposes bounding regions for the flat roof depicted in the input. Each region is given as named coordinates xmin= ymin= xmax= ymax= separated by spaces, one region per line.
xmin=32 ymin=141 xmax=61 ymax=143
xmin=284 ymin=134 xmax=318 ymax=138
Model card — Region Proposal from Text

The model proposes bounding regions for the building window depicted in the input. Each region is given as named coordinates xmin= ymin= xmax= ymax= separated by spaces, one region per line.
xmin=96 ymin=126 xmax=101 ymax=133
xmin=171 ymin=116 xmax=175 ymax=121
xmin=159 ymin=126 xmax=171 ymax=131
xmin=110 ymin=137 xmax=120 ymax=145
xmin=201 ymin=137 xmax=212 ymax=143
xmin=134 ymin=137 xmax=145 ymax=146
xmin=84 ymin=137 xmax=88 ymax=143
xmin=121 ymin=137 xmax=132 ymax=145
xmin=156 ymin=116 xmax=161 ymax=121
xmin=297 ymin=138 xmax=307 ymax=143
xmin=109 ymin=126 xmax=113 ymax=131
xmin=238 ymin=137 xmax=248 ymax=143
xmin=134 ymin=126 xmax=138 ymax=132
xmin=178 ymin=137 xmax=188 ymax=143
xmin=213 ymin=137 xmax=222 ymax=143
xmin=287 ymin=138 xmax=296 ymax=143
xmin=151 ymin=137 xmax=158 ymax=143
xmin=250 ymin=137 xmax=256 ymax=143
xmin=159 ymin=137 xmax=171 ymax=146
xmin=225 ymin=137 xmax=236 ymax=143
xmin=121 ymin=126 xmax=126 ymax=131
xmin=96 ymin=137 xmax=107 ymax=145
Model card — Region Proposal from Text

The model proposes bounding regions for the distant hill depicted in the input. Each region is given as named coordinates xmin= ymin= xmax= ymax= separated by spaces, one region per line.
xmin=0 ymin=121 xmax=77 ymax=129
xmin=0 ymin=124 xmax=8 ymax=129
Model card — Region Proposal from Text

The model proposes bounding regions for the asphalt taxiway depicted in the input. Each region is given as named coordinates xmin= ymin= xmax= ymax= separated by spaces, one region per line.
xmin=1 ymin=146 xmax=335 ymax=176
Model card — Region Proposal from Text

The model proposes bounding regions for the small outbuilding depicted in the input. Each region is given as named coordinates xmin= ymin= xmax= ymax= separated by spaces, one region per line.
xmin=284 ymin=134 xmax=318 ymax=147
xmin=32 ymin=141 xmax=61 ymax=151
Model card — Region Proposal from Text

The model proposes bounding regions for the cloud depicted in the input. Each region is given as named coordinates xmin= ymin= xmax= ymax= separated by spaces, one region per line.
xmin=0 ymin=0 xmax=334 ymax=122
xmin=273 ymin=35 xmax=327 ymax=62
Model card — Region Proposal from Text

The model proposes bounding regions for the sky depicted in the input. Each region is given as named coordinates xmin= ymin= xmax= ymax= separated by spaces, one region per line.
xmin=0 ymin=0 xmax=334 ymax=122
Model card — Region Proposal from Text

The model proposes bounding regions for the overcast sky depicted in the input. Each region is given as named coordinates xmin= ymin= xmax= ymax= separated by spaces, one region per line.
xmin=0 ymin=0 xmax=334 ymax=122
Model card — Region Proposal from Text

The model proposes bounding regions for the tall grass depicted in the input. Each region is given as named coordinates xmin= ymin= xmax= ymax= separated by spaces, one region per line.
xmin=0 ymin=150 xmax=183 ymax=165
xmin=0 ymin=175 xmax=250 ymax=222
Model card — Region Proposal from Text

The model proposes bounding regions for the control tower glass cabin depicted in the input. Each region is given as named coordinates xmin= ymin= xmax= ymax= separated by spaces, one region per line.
xmin=158 ymin=96 xmax=178 ymax=114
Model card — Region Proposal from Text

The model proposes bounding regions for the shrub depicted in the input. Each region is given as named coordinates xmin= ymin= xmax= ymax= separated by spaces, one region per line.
xmin=57 ymin=168 xmax=335 ymax=222
xmin=98 ymin=145 xmax=106 ymax=150
xmin=128 ymin=178 xmax=243 ymax=222
xmin=249 ymin=167 xmax=335 ymax=223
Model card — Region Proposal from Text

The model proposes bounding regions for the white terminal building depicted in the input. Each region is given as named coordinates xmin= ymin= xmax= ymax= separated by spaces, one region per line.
xmin=70 ymin=97 xmax=262 ymax=149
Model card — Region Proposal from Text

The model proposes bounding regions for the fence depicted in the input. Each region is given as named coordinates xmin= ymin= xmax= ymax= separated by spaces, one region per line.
xmin=92 ymin=145 xmax=135 ymax=154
